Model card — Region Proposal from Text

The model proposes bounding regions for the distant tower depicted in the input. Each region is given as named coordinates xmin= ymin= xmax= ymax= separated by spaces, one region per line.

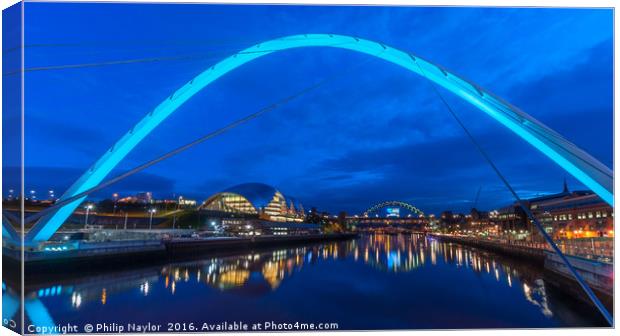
xmin=562 ymin=178 xmax=569 ymax=193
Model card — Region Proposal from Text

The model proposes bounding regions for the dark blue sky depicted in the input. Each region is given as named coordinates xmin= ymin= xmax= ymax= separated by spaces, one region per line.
xmin=13 ymin=3 xmax=613 ymax=214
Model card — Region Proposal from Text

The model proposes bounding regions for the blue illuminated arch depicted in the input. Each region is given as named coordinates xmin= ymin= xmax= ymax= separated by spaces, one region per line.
xmin=25 ymin=34 xmax=613 ymax=242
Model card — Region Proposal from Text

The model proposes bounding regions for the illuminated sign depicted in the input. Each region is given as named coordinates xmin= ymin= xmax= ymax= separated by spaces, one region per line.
xmin=386 ymin=207 xmax=400 ymax=218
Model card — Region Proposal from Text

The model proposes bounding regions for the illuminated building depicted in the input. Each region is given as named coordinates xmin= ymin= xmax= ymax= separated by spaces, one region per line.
xmin=117 ymin=192 xmax=153 ymax=204
xmin=496 ymin=180 xmax=613 ymax=240
xmin=534 ymin=193 xmax=613 ymax=239
xmin=202 ymin=183 xmax=305 ymax=222
xmin=466 ymin=208 xmax=496 ymax=235
xmin=496 ymin=181 xmax=572 ymax=238
xmin=439 ymin=211 xmax=466 ymax=233
xmin=178 ymin=198 xmax=197 ymax=206
xmin=200 ymin=183 xmax=319 ymax=236
xmin=496 ymin=205 xmax=529 ymax=237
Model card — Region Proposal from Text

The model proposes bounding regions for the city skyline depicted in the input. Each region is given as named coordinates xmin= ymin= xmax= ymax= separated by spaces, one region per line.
xmin=6 ymin=174 xmax=595 ymax=218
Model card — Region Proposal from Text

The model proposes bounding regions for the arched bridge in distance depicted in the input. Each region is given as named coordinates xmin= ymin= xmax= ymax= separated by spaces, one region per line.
xmin=22 ymin=33 xmax=614 ymax=243
xmin=363 ymin=201 xmax=425 ymax=218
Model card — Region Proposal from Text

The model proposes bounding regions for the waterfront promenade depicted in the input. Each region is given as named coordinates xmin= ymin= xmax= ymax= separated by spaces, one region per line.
xmin=430 ymin=233 xmax=613 ymax=261
xmin=430 ymin=233 xmax=613 ymax=309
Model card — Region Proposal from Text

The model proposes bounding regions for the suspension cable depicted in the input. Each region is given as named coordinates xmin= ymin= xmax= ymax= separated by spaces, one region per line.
xmin=3 ymin=39 xmax=354 ymax=76
xmin=22 ymin=52 xmax=382 ymax=226
xmin=2 ymin=35 xmax=332 ymax=54
xmin=411 ymin=56 xmax=613 ymax=326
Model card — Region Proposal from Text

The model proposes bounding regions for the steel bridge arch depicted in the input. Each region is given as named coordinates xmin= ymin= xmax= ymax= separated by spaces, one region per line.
xmin=24 ymin=33 xmax=614 ymax=242
xmin=363 ymin=201 xmax=424 ymax=217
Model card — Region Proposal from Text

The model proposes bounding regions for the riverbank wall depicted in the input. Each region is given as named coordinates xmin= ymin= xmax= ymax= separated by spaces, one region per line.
xmin=543 ymin=251 xmax=613 ymax=309
xmin=2 ymin=233 xmax=357 ymax=277
xmin=430 ymin=234 xmax=613 ymax=311
xmin=430 ymin=234 xmax=546 ymax=263
xmin=165 ymin=233 xmax=354 ymax=255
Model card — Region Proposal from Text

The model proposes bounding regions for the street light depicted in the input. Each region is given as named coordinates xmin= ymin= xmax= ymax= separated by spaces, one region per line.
xmin=148 ymin=208 xmax=157 ymax=230
xmin=84 ymin=204 xmax=94 ymax=227
xmin=172 ymin=196 xmax=183 ymax=231
xmin=112 ymin=193 xmax=119 ymax=215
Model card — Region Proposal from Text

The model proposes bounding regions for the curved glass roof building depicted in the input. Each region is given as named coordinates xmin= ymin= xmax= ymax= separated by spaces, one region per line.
xmin=202 ymin=183 xmax=305 ymax=222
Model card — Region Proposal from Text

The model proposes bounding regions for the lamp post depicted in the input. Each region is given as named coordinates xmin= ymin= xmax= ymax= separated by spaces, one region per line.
xmin=148 ymin=208 xmax=156 ymax=230
xmin=84 ymin=204 xmax=93 ymax=227
xmin=112 ymin=193 xmax=119 ymax=215
xmin=172 ymin=195 xmax=183 ymax=231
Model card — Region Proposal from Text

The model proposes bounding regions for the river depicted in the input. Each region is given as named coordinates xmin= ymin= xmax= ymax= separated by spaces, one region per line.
xmin=5 ymin=233 xmax=607 ymax=332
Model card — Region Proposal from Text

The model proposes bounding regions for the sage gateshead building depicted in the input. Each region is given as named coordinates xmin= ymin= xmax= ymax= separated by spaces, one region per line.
xmin=200 ymin=183 xmax=320 ymax=236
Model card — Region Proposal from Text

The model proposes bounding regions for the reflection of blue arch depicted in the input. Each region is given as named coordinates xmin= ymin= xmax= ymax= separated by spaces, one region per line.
xmin=364 ymin=201 xmax=424 ymax=217
xmin=25 ymin=34 xmax=613 ymax=242
xmin=3 ymin=284 xmax=56 ymax=332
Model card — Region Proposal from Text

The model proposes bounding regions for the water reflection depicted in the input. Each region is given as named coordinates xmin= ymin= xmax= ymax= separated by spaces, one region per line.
xmin=9 ymin=234 xmax=606 ymax=330
xmin=2 ymin=282 xmax=22 ymax=332
xmin=524 ymin=280 xmax=553 ymax=318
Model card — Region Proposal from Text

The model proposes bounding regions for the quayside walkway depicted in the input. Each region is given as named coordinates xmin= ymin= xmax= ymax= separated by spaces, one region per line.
xmin=430 ymin=233 xmax=613 ymax=308
xmin=431 ymin=234 xmax=613 ymax=262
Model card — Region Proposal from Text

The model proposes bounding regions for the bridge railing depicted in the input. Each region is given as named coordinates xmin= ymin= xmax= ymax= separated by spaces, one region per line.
xmin=555 ymin=238 xmax=613 ymax=261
